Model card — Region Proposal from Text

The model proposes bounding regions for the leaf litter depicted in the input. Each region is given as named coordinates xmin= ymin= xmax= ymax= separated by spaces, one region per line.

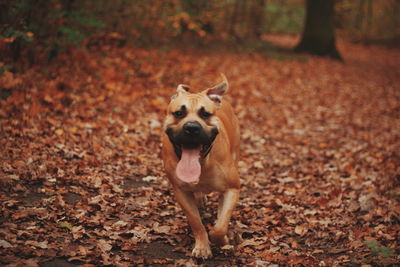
xmin=0 ymin=36 xmax=399 ymax=266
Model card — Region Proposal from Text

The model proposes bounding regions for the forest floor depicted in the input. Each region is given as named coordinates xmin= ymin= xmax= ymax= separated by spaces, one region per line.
xmin=0 ymin=35 xmax=399 ymax=266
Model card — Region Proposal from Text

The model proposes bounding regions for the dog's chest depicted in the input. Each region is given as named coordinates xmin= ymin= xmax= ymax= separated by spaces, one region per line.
xmin=178 ymin=166 xmax=227 ymax=193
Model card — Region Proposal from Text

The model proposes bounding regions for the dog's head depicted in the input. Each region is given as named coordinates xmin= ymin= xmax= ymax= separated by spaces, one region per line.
xmin=164 ymin=75 xmax=229 ymax=183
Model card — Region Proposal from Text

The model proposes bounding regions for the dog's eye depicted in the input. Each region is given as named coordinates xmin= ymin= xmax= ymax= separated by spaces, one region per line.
xmin=173 ymin=110 xmax=185 ymax=119
xmin=199 ymin=108 xmax=212 ymax=119
xmin=173 ymin=105 xmax=186 ymax=119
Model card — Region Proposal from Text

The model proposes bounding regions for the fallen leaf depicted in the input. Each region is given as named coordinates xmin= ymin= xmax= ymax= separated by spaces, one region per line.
xmin=98 ymin=239 xmax=112 ymax=252
xmin=58 ymin=222 xmax=75 ymax=231
xmin=294 ymin=224 xmax=308 ymax=236
xmin=55 ymin=128 xmax=64 ymax=135
xmin=0 ymin=240 xmax=13 ymax=248
xmin=25 ymin=240 xmax=48 ymax=249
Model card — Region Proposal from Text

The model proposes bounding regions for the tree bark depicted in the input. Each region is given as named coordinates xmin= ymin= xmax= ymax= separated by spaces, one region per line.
xmin=295 ymin=0 xmax=342 ymax=60
xmin=247 ymin=0 xmax=265 ymax=39
xmin=229 ymin=0 xmax=240 ymax=38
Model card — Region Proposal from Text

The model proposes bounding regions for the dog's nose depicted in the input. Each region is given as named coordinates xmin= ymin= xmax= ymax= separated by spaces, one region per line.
xmin=183 ymin=122 xmax=202 ymax=135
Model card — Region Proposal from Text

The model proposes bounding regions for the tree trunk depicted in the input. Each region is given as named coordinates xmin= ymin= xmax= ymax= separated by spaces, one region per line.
xmin=229 ymin=0 xmax=240 ymax=37
xmin=247 ymin=0 xmax=265 ymax=39
xmin=295 ymin=0 xmax=342 ymax=60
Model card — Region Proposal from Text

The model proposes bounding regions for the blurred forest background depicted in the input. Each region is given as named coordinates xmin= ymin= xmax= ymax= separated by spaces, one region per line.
xmin=1 ymin=0 xmax=399 ymax=66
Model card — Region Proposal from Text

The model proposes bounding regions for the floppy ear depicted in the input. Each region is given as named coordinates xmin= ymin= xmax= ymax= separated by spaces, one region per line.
xmin=206 ymin=74 xmax=228 ymax=104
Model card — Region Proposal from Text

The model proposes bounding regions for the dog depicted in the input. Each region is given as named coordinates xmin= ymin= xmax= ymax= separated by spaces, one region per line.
xmin=161 ymin=74 xmax=240 ymax=259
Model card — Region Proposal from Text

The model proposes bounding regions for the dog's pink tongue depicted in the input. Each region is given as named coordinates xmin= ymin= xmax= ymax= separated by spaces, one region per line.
xmin=176 ymin=148 xmax=201 ymax=184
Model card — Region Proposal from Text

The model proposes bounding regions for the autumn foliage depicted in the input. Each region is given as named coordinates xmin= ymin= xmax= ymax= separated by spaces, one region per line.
xmin=1 ymin=0 xmax=400 ymax=265
xmin=1 ymin=33 xmax=399 ymax=265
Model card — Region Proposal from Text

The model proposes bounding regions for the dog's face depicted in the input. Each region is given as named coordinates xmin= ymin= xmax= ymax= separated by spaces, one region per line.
xmin=164 ymin=77 xmax=228 ymax=161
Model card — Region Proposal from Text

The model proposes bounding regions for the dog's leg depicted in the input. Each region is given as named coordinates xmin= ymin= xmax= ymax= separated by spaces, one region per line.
xmin=194 ymin=192 xmax=206 ymax=209
xmin=210 ymin=188 xmax=239 ymax=245
xmin=217 ymin=194 xmax=224 ymax=218
xmin=173 ymin=188 xmax=212 ymax=259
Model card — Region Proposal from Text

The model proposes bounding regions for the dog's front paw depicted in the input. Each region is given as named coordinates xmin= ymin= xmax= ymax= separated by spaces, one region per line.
xmin=192 ymin=243 xmax=212 ymax=259
xmin=209 ymin=228 xmax=229 ymax=246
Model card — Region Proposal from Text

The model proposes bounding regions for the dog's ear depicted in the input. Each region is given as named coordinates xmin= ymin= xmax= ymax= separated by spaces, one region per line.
xmin=171 ymin=84 xmax=190 ymax=100
xmin=206 ymin=74 xmax=228 ymax=104
xmin=177 ymin=84 xmax=190 ymax=93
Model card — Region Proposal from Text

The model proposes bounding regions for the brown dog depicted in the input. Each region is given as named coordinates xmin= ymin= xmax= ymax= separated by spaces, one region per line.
xmin=161 ymin=75 xmax=240 ymax=259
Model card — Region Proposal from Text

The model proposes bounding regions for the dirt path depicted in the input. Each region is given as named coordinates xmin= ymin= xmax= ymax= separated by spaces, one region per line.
xmin=1 ymin=37 xmax=399 ymax=266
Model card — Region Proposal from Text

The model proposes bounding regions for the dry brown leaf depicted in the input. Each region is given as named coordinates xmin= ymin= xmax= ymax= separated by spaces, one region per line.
xmin=294 ymin=224 xmax=308 ymax=236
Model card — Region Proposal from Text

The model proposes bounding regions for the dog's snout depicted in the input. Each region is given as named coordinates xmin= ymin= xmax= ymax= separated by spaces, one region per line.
xmin=183 ymin=121 xmax=202 ymax=135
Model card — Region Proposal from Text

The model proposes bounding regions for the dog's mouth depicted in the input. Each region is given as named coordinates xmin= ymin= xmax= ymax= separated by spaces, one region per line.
xmin=166 ymin=127 xmax=218 ymax=184
xmin=166 ymin=127 xmax=218 ymax=161
xmin=173 ymin=144 xmax=212 ymax=160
